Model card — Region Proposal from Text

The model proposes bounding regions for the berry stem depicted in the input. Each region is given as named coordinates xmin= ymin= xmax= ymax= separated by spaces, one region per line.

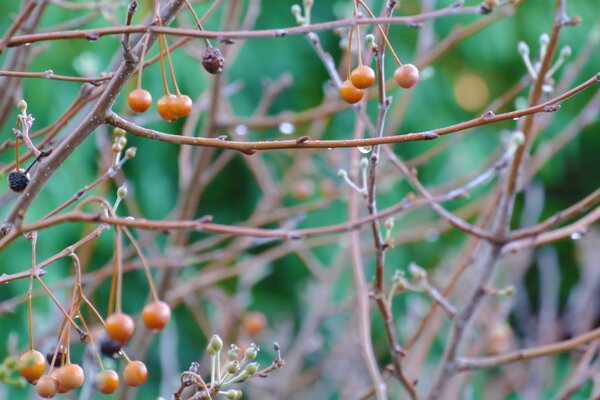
xmin=182 ymin=0 xmax=212 ymax=48
xmin=357 ymin=0 xmax=402 ymax=66
xmin=15 ymin=118 xmax=21 ymax=171
xmin=160 ymin=33 xmax=181 ymax=96
xmin=77 ymin=311 xmax=105 ymax=370
xmin=157 ymin=34 xmax=171 ymax=96
xmin=114 ymin=227 xmax=124 ymax=314
xmin=346 ymin=26 xmax=354 ymax=80
xmin=136 ymin=33 xmax=151 ymax=91
xmin=27 ymin=232 xmax=37 ymax=352
xmin=122 ymin=227 xmax=160 ymax=303
xmin=35 ymin=273 xmax=81 ymax=333
xmin=353 ymin=1 xmax=363 ymax=67
xmin=48 ymin=321 xmax=69 ymax=373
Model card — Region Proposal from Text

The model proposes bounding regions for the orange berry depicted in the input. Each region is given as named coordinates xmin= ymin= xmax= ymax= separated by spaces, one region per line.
xmin=127 ymin=89 xmax=152 ymax=113
xmin=156 ymin=94 xmax=177 ymax=122
xmin=105 ymin=312 xmax=135 ymax=344
xmin=339 ymin=80 xmax=364 ymax=104
xmin=35 ymin=375 xmax=58 ymax=398
xmin=95 ymin=369 xmax=119 ymax=394
xmin=350 ymin=65 xmax=376 ymax=89
xmin=242 ymin=312 xmax=267 ymax=337
xmin=142 ymin=301 xmax=171 ymax=331
xmin=56 ymin=363 xmax=85 ymax=391
xmin=18 ymin=350 xmax=46 ymax=383
xmin=393 ymin=64 xmax=420 ymax=89
xmin=171 ymin=95 xmax=193 ymax=118
xmin=123 ymin=361 xmax=148 ymax=387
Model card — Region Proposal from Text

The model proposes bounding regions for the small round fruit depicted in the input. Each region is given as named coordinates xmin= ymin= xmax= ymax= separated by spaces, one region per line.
xmin=56 ymin=363 xmax=85 ymax=391
xmin=393 ymin=64 xmax=420 ymax=89
xmin=127 ymin=89 xmax=152 ymax=113
xmin=35 ymin=375 xmax=58 ymax=398
xmin=95 ymin=369 xmax=119 ymax=394
xmin=142 ymin=301 xmax=171 ymax=331
xmin=242 ymin=312 xmax=267 ymax=337
xmin=105 ymin=312 xmax=135 ymax=344
xmin=8 ymin=169 xmax=30 ymax=193
xmin=123 ymin=361 xmax=148 ymax=387
xmin=156 ymin=95 xmax=177 ymax=122
xmin=201 ymin=47 xmax=225 ymax=74
xmin=171 ymin=95 xmax=193 ymax=118
xmin=350 ymin=65 xmax=376 ymax=89
xmin=339 ymin=80 xmax=364 ymax=104
xmin=18 ymin=350 xmax=46 ymax=383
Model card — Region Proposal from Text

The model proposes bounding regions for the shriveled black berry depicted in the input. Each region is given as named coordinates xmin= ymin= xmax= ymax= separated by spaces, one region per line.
xmin=7 ymin=170 xmax=30 ymax=193
xmin=201 ymin=47 xmax=225 ymax=74
xmin=46 ymin=345 xmax=66 ymax=367
xmin=99 ymin=332 xmax=122 ymax=358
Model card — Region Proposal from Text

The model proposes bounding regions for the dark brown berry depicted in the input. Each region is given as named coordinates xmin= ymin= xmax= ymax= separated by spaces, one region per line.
xmin=201 ymin=47 xmax=225 ymax=74
xmin=8 ymin=169 xmax=30 ymax=192
xmin=45 ymin=346 xmax=66 ymax=368
xmin=99 ymin=332 xmax=122 ymax=358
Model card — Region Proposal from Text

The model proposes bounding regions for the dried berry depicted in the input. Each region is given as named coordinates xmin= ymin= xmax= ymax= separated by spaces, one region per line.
xmin=201 ymin=47 xmax=225 ymax=74
xmin=45 ymin=346 xmax=66 ymax=368
xmin=99 ymin=332 xmax=122 ymax=358
xmin=8 ymin=169 xmax=30 ymax=193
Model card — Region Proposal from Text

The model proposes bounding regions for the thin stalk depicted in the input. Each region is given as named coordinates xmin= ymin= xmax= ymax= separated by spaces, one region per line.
xmin=122 ymin=227 xmax=159 ymax=302
xmin=346 ymin=27 xmax=354 ymax=80
xmin=357 ymin=0 xmax=402 ymax=66
xmin=160 ymin=33 xmax=181 ymax=96
xmin=136 ymin=33 xmax=151 ymax=90
xmin=157 ymin=34 xmax=171 ymax=95
xmin=182 ymin=0 xmax=211 ymax=47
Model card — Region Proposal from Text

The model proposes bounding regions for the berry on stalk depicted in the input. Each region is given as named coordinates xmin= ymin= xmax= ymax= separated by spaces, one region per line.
xmin=393 ymin=64 xmax=420 ymax=89
xmin=127 ymin=89 xmax=152 ymax=113
xmin=96 ymin=369 xmax=119 ymax=394
xmin=18 ymin=350 xmax=46 ymax=383
xmin=142 ymin=301 xmax=171 ymax=331
xmin=350 ymin=65 xmax=376 ymax=89
xmin=123 ymin=361 xmax=148 ymax=387
xmin=339 ymin=80 xmax=364 ymax=104
xmin=35 ymin=375 xmax=58 ymax=398
xmin=105 ymin=312 xmax=135 ymax=344
xmin=157 ymin=95 xmax=178 ymax=122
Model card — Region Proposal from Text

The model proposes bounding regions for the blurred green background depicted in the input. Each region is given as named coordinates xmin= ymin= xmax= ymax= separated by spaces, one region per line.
xmin=0 ymin=0 xmax=599 ymax=399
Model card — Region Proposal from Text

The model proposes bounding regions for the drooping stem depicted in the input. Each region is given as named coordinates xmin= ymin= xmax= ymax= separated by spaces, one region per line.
xmin=160 ymin=33 xmax=181 ymax=96
xmin=346 ymin=27 xmax=354 ymax=80
xmin=122 ymin=227 xmax=160 ymax=303
xmin=357 ymin=0 xmax=402 ymax=66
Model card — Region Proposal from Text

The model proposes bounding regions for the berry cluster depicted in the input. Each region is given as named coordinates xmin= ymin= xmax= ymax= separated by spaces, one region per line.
xmin=338 ymin=0 xmax=420 ymax=104
xmin=15 ymin=183 xmax=172 ymax=397
xmin=126 ymin=4 xmax=225 ymax=122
